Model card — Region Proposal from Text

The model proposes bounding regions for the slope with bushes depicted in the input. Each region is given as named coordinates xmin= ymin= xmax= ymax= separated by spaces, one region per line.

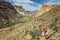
xmin=0 ymin=4 xmax=60 ymax=40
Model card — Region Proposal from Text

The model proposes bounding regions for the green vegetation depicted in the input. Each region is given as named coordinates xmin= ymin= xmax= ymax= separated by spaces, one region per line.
xmin=39 ymin=27 xmax=43 ymax=33
xmin=0 ymin=16 xmax=33 ymax=29
xmin=23 ymin=16 xmax=33 ymax=21
xmin=28 ymin=30 xmax=33 ymax=35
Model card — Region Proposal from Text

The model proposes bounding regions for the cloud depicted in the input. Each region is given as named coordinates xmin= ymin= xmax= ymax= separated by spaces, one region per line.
xmin=30 ymin=0 xmax=49 ymax=4
xmin=2 ymin=0 xmax=40 ymax=7
xmin=21 ymin=3 xmax=42 ymax=11
xmin=11 ymin=0 xmax=39 ymax=7
xmin=2 ymin=0 xmax=60 ymax=11
xmin=13 ymin=0 xmax=60 ymax=11
xmin=3 ymin=0 xmax=41 ymax=11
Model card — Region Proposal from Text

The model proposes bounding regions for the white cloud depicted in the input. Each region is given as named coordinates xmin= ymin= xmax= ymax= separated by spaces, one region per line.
xmin=9 ymin=0 xmax=40 ymax=11
xmin=2 ymin=0 xmax=60 ymax=11
xmin=12 ymin=0 xmax=40 ymax=7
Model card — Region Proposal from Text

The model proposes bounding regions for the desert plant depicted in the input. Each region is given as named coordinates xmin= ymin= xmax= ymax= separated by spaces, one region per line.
xmin=28 ymin=30 xmax=33 ymax=35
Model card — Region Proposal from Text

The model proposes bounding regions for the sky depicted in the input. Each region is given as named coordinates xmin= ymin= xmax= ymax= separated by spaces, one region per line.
xmin=2 ymin=0 xmax=60 ymax=11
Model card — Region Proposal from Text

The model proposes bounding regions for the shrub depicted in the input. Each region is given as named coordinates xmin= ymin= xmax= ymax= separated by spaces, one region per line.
xmin=28 ymin=30 xmax=33 ymax=35
xmin=23 ymin=16 xmax=32 ymax=21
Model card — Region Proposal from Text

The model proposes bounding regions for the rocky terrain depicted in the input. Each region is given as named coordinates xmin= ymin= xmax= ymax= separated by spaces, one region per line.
xmin=0 ymin=1 xmax=60 ymax=40
xmin=0 ymin=1 xmax=22 ymax=28
xmin=0 ymin=1 xmax=32 ymax=29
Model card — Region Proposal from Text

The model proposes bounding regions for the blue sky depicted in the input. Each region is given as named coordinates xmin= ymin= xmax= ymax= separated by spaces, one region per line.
xmin=2 ymin=0 xmax=60 ymax=11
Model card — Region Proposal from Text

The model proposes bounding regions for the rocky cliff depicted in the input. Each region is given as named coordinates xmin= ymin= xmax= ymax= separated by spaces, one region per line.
xmin=0 ymin=1 xmax=22 ymax=28
xmin=35 ymin=4 xmax=60 ymax=17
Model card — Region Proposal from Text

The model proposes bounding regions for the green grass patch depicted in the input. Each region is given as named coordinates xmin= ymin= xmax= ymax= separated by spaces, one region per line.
xmin=28 ymin=30 xmax=33 ymax=35
xmin=23 ymin=16 xmax=33 ymax=21
xmin=0 ymin=16 xmax=33 ymax=29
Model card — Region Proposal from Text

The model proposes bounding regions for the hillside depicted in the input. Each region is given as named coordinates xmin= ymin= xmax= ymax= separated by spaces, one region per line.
xmin=0 ymin=4 xmax=60 ymax=40
xmin=35 ymin=4 xmax=60 ymax=40
xmin=0 ymin=1 xmax=22 ymax=28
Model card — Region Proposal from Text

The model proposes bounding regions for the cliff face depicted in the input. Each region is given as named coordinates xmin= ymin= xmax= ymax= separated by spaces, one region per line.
xmin=35 ymin=4 xmax=60 ymax=17
xmin=0 ymin=1 xmax=22 ymax=28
